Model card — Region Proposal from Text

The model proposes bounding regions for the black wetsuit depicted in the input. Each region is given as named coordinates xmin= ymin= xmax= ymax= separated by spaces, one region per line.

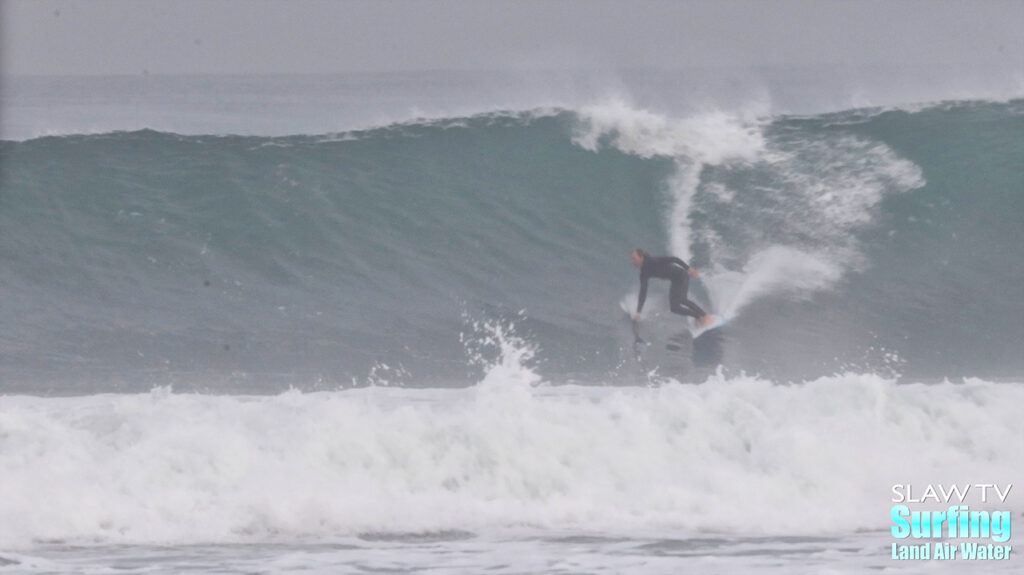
xmin=637 ymin=256 xmax=706 ymax=319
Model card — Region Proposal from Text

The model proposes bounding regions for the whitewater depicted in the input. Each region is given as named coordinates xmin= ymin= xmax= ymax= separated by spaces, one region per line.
xmin=1 ymin=71 xmax=1023 ymax=573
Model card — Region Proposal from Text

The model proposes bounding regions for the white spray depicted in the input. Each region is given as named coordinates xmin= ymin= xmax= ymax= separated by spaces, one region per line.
xmin=575 ymin=100 xmax=924 ymax=322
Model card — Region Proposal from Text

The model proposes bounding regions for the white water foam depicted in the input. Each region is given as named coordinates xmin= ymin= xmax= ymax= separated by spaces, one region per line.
xmin=1 ymin=372 xmax=1021 ymax=549
xmin=460 ymin=311 xmax=542 ymax=389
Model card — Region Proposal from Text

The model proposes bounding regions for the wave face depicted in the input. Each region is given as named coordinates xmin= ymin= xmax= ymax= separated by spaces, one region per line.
xmin=2 ymin=100 xmax=1024 ymax=391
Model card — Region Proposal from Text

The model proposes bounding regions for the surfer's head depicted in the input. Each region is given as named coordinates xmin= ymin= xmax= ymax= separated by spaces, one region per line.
xmin=631 ymin=249 xmax=647 ymax=268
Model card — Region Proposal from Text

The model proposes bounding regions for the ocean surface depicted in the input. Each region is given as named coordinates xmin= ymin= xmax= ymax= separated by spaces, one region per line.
xmin=1 ymin=71 xmax=1022 ymax=573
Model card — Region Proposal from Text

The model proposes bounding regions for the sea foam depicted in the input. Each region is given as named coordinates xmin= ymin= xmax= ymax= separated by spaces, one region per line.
xmin=1 ymin=372 xmax=1020 ymax=548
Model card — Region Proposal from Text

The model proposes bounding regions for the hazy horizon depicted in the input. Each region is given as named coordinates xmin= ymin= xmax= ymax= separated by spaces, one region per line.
xmin=2 ymin=0 xmax=1020 ymax=77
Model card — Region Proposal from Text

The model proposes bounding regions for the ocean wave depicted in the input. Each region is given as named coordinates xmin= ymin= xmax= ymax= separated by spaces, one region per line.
xmin=2 ymin=100 xmax=1022 ymax=390
xmin=0 ymin=372 xmax=1020 ymax=548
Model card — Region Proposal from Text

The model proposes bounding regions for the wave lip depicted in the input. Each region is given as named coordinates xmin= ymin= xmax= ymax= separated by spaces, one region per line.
xmin=4 ymin=69 xmax=1023 ymax=141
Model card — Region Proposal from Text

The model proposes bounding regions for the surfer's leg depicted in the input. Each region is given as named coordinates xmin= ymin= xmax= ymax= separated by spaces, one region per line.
xmin=669 ymin=277 xmax=705 ymax=318
xmin=683 ymin=299 xmax=707 ymax=318
xmin=670 ymin=276 xmax=713 ymax=327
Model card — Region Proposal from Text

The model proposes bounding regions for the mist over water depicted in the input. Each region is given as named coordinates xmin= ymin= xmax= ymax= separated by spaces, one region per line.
xmin=4 ymin=66 xmax=1022 ymax=141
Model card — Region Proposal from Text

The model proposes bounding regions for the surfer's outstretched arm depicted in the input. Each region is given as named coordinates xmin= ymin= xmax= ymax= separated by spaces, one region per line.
xmin=636 ymin=274 xmax=649 ymax=316
xmin=631 ymin=249 xmax=649 ymax=319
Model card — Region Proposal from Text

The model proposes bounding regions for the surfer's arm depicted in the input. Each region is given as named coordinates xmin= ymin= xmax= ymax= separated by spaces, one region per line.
xmin=636 ymin=274 xmax=649 ymax=314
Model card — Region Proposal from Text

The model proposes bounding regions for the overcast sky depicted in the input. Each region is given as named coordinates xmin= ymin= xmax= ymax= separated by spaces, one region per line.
xmin=2 ymin=0 xmax=1022 ymax=76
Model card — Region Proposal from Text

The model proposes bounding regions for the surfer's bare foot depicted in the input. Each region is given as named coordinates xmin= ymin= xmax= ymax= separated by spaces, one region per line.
xmin=698 ymin=314 xmax=714 ymax=329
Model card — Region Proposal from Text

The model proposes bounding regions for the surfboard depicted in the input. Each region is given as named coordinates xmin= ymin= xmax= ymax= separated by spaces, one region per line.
xmin=692 ymin=315 xmax=729 ymax=340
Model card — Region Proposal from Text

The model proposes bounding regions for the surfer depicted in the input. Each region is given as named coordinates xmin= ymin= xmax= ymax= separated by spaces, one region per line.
xmin=631 ymin=249 xmax=714 ymax=328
